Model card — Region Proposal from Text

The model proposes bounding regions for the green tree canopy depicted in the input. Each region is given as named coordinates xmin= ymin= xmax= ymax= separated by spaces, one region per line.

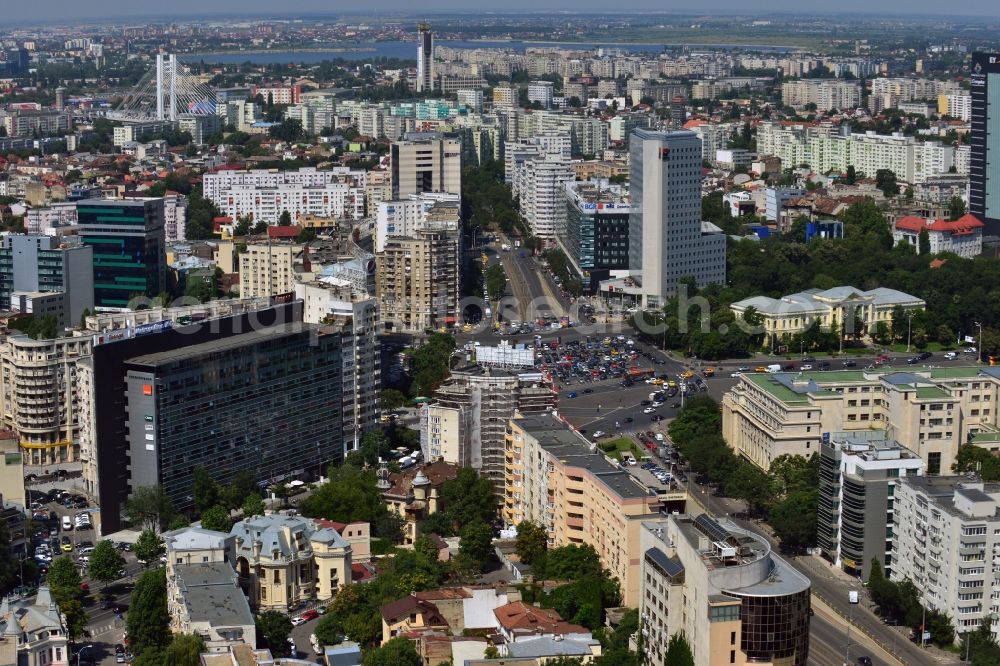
xmin=362 ymin=637 xmax=421 ymax=666
xmin=256 ymin=611 xmax=293 ymax=657
xmin=88 ymin=540 xmax=126 ymax=588
xmin=515 ymin=520 xmax=548 ymax=566
xmin=199 ymin=505 xmax=234 ymax=532
xmin=134 ymin=530 xmax=165 ymax=567
xmin=127 ymin=568 xmax=171 ymax=657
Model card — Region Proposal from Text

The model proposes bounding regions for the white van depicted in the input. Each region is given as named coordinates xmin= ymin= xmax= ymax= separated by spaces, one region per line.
xmin=62 ymin=515 xmax=72 ymax=531
xmin=766 ymin=364 xmax=782 ymax=373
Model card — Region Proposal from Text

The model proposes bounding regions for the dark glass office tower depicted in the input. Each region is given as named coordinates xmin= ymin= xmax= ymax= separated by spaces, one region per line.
xmin=76 ymin=199 xmax=166 ymax=308
xmin=970 ymin=52 xmax=1000 ymax=233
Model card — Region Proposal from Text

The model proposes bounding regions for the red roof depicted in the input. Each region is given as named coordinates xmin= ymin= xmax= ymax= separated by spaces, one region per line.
xmin=267 ymin=225 xmax=302 ymax=239
xmin=895 ymin=213 xmax=984 ymax=236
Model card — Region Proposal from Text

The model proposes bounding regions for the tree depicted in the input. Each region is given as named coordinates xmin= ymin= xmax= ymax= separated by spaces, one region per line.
xmin=948 ymin=195 xmax=967 ymax=221
xmin=725 ymin=462 xmax=772 ymax=517
xmin=300 ymin=463 xmax=400 ymax=540
xmin=134 ymin=529 xmax=165 ymax=567
xmin=459 ymin=520 xmax=494 ymax=570
xmin=483 ymin=646 xmax=500 ymax=659
xmin=256 ymin=611 xmax=293 ymax=657
xmin=88 ymin=540 xmax=126 ymax=588
xmin=47 ymin=556 xmax=82 ymax=603
xmin=918 ymin=228 xmax=931 ymax=255
xmin=164 ymin=634 xmax=205 ymax=666
xmin=314 ymin=612 xmax=345 ymax=648
xmin=845 ymin=164 xmax=857 ymax=184
xmin=58 ymin=598 xmax=87 ymax=640
xmin=515 ymin=520 xmax=548 ymax=566
xmin=127 ymin=569 xmax=171 ymax=657
xmin=199 ymin=505 xmax=234 ymax=532
xmin=242 ymin=494 xmax=266 ymax=518
xmin=769 ymin=490 xmax=818 ymax=552
xmin=0 ymin=521 xmax=17 ymax=596
xmin=192 ymin=466 xmax=220 ymax=514
xmin=380 ymin=389 xmax=407 ymax=412
xmin=125 ymin=486 xmax=175 ymax=532
xmin=665 ymin=633 xmax=695 ymax=666
xmin=485 ymin=264 xmax=507 ymax=301
xmin=278 ymin=210 xmax=292 ymax=227
xmin=363 ymin=637 xmax=421 ymax=666
xmin=875 ymin=169 xmax=899 ymax=197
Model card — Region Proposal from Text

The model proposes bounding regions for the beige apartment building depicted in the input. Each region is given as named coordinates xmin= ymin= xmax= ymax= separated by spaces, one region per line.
xmin=0 ymin=333 xmax=91 ymax=467
xmin=390 ymin=134 xmax=462 ymax=200
xmin=238 ymin=242 xmax=308 ymax=299
xmin=722 ymin=366 xmax=1000 ymax=474
xmin=504 ymin=414 xmax=662 ymax=607
xmin=376 ymin=226 xmax=460 ymax=334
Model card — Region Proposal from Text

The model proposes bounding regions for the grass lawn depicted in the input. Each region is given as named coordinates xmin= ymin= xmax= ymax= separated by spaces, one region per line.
xmin=887 ymin=342 xmax=959 ymax=353
xmin=599 ymin=436 xmax=642 ymax=461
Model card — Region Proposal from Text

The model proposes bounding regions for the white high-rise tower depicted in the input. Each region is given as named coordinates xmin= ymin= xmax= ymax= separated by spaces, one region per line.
xmin=416 ymin=23 xmax=434 ymax=93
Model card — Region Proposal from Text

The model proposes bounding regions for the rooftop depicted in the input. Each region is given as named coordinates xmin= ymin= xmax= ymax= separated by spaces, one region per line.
xmin=123 ymin=324 xmax=322 ymax=367
xmin=515 ymin=414 xmax=655 ymax=500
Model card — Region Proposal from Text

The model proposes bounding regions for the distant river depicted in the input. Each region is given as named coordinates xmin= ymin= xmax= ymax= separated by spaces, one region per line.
xmin=182 ymin=39 xmax=797 ymax=64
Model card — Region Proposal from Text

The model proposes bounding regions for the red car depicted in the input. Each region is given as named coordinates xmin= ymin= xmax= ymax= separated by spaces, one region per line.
xmin=301 ymin=609 xmax=319 ymax=622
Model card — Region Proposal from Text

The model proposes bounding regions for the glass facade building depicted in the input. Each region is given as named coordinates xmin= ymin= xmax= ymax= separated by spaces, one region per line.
xmin=730 ymin=589 xmax=811 ymax=666
xmin=76 ymin=199 xmax=166 ymax=308
xmin=565 ymin=183 xmax=630 ymax=293
xmin=122 ymin=324 xmax=343 ymax=511
xmin=971 ymin=52 xmax=1000 ymax=234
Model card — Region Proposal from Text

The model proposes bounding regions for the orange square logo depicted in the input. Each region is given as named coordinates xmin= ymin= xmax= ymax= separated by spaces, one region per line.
xmin=143 ymin=384 xmax=153 ymax=396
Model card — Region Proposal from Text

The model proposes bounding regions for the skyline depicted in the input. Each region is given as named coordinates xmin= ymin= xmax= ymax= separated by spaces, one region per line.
xmin=4 ymin=0 xmax=1000 ymax=23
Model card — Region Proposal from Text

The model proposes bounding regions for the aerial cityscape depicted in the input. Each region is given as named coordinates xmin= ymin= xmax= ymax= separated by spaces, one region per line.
xmin=1 ymin=5 xmax=1000 ymax=666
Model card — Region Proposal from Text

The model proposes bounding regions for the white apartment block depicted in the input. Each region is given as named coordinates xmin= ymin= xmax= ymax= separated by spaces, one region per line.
xmin=781 ymin=80 xmax=861 ymax=112
xmin=689 ymin=121 xmax=738 ymax=162
xmin=162 ymin=192 xmax=188 ymax=243
xmin=512 ymin=156 xmax=574 ymax=239
xmin=871 ymin=77 xmax=961 ymax=102
xmin=456 ymin=89 xmax=484 ymax=112
xmin=202 ymin=167 xmax=365 ymax=204
xmin=504 ymin=133 xmax=573 ymax=183
xmin=527 ymin=81 xmax=555 ymax=109
xmin=374 ymin=192 xmax=461 ymax=252
xmin=756 ymin=123 xmax=956 ymax=184
xmin=891 ymin=476 xmax=1000 ymax=641
xmin=218 ymin=183 xmax=365 ymax=225
xmin=940 ymin=94 xmax=972 ymax=122
xmin=294 ymin=282 xmax=380 ymax=454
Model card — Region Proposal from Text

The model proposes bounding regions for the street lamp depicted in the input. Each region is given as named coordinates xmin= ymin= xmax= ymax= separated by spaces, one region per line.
xmin=75 ymin=645 xmax=92 ymax=666
xmin=906 ymin=311 xmax=915 ymax=353
xmin=975 ymin=321 xmax=983 ymax=365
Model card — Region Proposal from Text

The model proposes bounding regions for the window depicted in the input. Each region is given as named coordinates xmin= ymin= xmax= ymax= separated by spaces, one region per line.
xmin=274 ymin=570 xmax=281 ymax=584
xmin=928 ymin=452 xmax=942 ymax=475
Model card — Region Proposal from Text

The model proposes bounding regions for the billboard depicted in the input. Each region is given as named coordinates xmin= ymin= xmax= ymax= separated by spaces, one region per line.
xmin=476 ymin=344 xmax=535 ymax=368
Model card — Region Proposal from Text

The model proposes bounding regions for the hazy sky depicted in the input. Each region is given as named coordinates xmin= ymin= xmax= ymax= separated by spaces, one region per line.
xmin=4 ymin=0 xmax=998 ymax=21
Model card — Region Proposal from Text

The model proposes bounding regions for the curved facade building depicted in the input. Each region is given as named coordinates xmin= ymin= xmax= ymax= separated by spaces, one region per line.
xmin=639 ymin=513 xmax=811 ymax=666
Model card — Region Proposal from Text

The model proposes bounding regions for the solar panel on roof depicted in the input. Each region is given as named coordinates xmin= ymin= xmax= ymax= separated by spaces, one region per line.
xmin=695 ymin=514 xmax=732 ymax=542
xmin=645 ymin=547 xmax=685 ymax=578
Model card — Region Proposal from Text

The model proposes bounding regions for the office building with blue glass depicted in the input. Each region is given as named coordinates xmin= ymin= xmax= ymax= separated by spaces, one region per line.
xmin=122 ymin=324 xmax=343 ymax=512
xmin=971 ymin=52 xmax=1000 ymax=234
xmin=76 ymin=199 xmax=166 ymax=308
